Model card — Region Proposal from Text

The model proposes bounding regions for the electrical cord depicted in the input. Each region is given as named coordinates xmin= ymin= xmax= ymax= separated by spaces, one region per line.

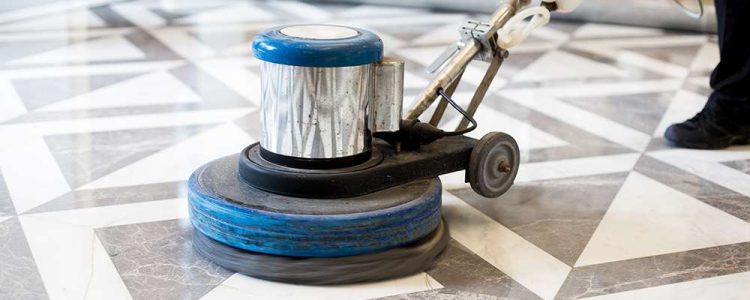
xmin=437 ymin=88 xmax=478 ymax=136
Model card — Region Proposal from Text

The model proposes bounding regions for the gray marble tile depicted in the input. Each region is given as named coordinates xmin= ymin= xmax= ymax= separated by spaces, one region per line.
xmin=623 ymin=45 xmax=703 ymax=67
xmin=723 ymin=159 xmax=750 ymax=175
xmin=0 ymin=170 xmax=13 ymax=215
xmin=426 ymin=240 xmax=540 ymax=299
xmin=555 ymin=242 xmax=750 ymax=299
xmin=44 ymin=124 xmax=214 ymax=188
xmin=27 ymin=181 xmax=185 ymax=214
xmin=88 ymin=5 xmax=135 ymax=27
xmin=376 ymin=288 xmax=505 ymax=300
xmin=560 ymin=92 xmax=672 ymax=134
xmin=560 ymin=47 xmax=669 ymax=80
xmin=96 ymin=219 xmax=232 ymax=300
xmin=636 ymin=155 xmax=750 ymax=222
xmin=9 ymin=73 xmax=142 ymax=112
xmin=483 ymin=95 xmax=636 ymax=163
xmin=232 ymin=111 xmax=262 ymax=139
xmin=450 ymin=173 xmax=628 ymax=266
xmin=0 ymin=217 xmax=48 ymax=300
xmin=0 ymin=40 xmax=82 ymax=64
xmin=168 ymin=64 xmax=254 ymax=109
xmin=123 ymin=30 xmax=182 ymax=60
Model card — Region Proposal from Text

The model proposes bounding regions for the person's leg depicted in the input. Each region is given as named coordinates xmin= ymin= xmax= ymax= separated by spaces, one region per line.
xmin=664 ymin=0 xmax=750 ymax=149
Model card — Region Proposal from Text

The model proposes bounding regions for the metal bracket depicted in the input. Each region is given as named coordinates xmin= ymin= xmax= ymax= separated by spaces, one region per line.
xmin=459 ymin=20 xmax=497 ymax=63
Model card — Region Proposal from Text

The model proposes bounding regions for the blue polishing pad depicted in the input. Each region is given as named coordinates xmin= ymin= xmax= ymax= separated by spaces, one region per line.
xmin=188 ymin=154 xmax=442 ymax=258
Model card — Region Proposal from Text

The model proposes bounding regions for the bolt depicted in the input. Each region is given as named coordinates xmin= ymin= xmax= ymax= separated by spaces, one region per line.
xmin=498 ymin=161 xmax=511 ymax=172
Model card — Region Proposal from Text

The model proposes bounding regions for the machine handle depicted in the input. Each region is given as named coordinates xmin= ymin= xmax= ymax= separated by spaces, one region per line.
xmin=405 ymin=0 xmax=520 ymax=120
xmin=497 ymin=6 xmax=550 ymax=49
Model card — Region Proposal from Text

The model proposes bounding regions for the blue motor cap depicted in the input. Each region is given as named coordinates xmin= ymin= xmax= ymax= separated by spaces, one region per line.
xmin=252 ymin=24 xmax=384 ymax=67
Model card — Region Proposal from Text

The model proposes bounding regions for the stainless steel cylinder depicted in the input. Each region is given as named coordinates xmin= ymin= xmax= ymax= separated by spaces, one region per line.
xmin=371 ymin=57 xmax=404 ymax=133
xmin=260 ymin=62 xmax=374 ymax=159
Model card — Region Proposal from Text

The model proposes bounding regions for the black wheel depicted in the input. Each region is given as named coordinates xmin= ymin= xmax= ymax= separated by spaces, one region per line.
xmin=468 ymin=132 xmax=520 ymax=198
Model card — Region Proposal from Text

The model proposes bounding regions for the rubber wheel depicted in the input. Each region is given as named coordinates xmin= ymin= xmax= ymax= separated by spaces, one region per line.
xmin=468 ymin=132 xmax=520 ymax=198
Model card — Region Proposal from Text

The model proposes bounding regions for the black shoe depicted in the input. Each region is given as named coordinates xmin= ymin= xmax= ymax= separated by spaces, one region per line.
xmin=664 ymin=110 xmax=750 ymax=149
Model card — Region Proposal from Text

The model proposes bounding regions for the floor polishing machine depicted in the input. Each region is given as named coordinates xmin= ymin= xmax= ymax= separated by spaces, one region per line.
xmin=189 ymin=0 xmax=573 ymax=285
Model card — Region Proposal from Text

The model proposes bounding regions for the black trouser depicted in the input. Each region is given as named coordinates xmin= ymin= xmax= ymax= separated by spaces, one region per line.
xmin=707 ymin=0 xmax=750 ymax=126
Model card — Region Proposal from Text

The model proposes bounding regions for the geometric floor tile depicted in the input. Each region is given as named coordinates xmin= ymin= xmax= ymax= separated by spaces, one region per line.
xmin=202 ymin=273 xmax=441 ymax=300
xmin=0 ymin=217 xmax=49 ymax=300
xmin=44 ymin=124 xmax=214 ymax=188
xmin=512 ymin=50 xmax=627 ymax=82
xmin=560 ymin=92 xmax=673 ymax=134
xmin=10 ymin=73 xmax=143 ymax=111
xmin=451 ymin=172 xmax=628 ymax=266
xmin=38 ymin=71 xmax=204 ymax=111
xmin=0 ymin=170 xmax=13 ymax=215
xmin=576 ymin=172 xmax=750 ymax=266
xmin=7 ymin=36 xmax=146 ymax=65
xmin=426 ymin=240 xmax=540 ymax=299
xmin=1 ymin=1 xmax=747 ymax=300
xmin=723 ymin=159 xmax=750 ymax=175
xmin=576 ymin=271 xmax=750 ymax=300
xmin=78 ymin=123 xmax=254 ymax=190
xmin=96 ymin=219 xmax=232 ymax=300
xmin=557 ymin=242 xmax=750 ymax=299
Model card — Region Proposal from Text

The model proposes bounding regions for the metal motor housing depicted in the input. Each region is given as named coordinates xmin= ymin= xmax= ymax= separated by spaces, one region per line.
xmin=253 ymin=24 xmax=403 ymax=168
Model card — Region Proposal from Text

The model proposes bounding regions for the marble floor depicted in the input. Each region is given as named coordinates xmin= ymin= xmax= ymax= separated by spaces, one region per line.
xmin=0 ymin=0 xmax=749 ymax=299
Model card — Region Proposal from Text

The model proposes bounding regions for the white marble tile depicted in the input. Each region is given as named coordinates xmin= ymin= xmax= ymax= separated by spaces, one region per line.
xmin=0 ymin=9 xmax=104 ymax=32
xmin=513 ymin=50 xmax=627 ymax=82
xmin=202 ymin=273 xmax=442 ymax=300
xmin=0 ymin=61 xmax=186 ymax=80
xmin=576 ymin=172 xmax=750 ymax=266
xmin=110 ymin=3 xmax=166 ymax=28
xmin=649 ymin=149 xmax=750 ymax=197
xmin=176 ymin=3 xmax=276 ymax=24
xmin=443 ymin=106 xmax=568 ymax=150
xmin=515 ymin=153 xmax=640 ymax=183
xmin=340 ymin=5 xmax=428 ymax=19
xmin=0 ymin=79 xmax=26 ymax=123
xmin=265 ymin=1 xmax=332 ymax=21
xmin=573 ymin=23 xmax=663 ymax=39
xmin=20 ymin=217 xmax=131 ymax=300
xmin=148 ymin=27 xmax=217 ymax=59
xmin=0 ymin=0 xmax=111 ymax=24
xmin=566 ymin=42 xmax=690 ymax=78
xmin=653 ymin=90 xmax=708 ymax=137
xmin=19 ymin=198 xmax=188 ymax=300
xmin=690 ymin=42 xmax=720 ymax=72
xmin=500 ymin=79 xmax=683 ymax=99
xmin=570 ymin=35 xmax=707 ymax=48
xmin=80 ymin=123 xmax=254 ymax=190
xmin=0 ymin=215 xmax=11 ymax=224
xmin=7 ymin=36 xmax=146 ymax=66
xmin=39 ymin=71 xmax=203 ymax=111
xmin=0 ymin=108 xmax=254 ymax=136
xmin=412 ymin=21 xmax=466 ymax=46
xmin=502 ymin=92 xmax=652 ymax=151
xmin=582 ymin=271 xmax=750 ymax=300
xmin=0 ymin=136 xmax=70 ymax=213
xmin=442 ymin=192 xmax=571 ymax=300
xmin=0 ymin=28 xmax=137 ymax=43
xmin=196 ymin=58 xmax=261 ymax=105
